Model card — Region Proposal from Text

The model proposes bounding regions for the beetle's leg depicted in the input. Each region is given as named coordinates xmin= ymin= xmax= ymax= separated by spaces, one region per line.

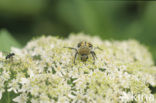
xmin=64 ymin=47 xmax=78 ymax=64
xmin=74 ymin=52 xmax=78 ymax=64
xmin=91 ymin=51 xmax=97 ymax=58
xmin=91 ymin=51 xmax=96 ymax=64
xmin=94 ymin=47 xmax=103 ymax=51
xmin=64 ymin=47 xmax=77 ymax=51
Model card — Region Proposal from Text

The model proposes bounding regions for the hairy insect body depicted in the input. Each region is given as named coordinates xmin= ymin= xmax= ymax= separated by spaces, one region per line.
xmin=64 ymin=41 xmax=101 ymax=64
xmin=78 ymin=47 xmax=90 ymax=55
xmin=77 ymin=42 xmax=92 ymax=61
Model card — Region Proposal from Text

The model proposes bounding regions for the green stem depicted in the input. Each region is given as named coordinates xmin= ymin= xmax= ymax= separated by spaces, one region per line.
xmin=7 ymin=91 xmax=10 ymax=103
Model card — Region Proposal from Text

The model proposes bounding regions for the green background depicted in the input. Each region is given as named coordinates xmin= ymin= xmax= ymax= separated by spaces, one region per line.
xmin=0 ymin=0 xmax=156 ymax=64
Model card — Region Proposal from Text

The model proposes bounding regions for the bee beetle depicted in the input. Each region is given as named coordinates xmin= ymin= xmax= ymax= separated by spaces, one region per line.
xmin=64 ymin=41 xmax=102 ymax=64
xmin=5 ymin=53 xmax=15 ymax=60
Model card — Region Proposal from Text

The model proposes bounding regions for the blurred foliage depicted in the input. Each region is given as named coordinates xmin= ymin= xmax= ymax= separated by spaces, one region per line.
xmin=0 ymin=0 xmax=46 ymax=16
xmin=0 ymin=29 xmax=21 ymax=52
xmin=0 ymin=0 xmax=156 ymax=63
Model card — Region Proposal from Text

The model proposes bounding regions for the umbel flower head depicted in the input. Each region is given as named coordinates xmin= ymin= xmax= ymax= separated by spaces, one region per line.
xmin=0 ymin=33 xmax=156 ymax=103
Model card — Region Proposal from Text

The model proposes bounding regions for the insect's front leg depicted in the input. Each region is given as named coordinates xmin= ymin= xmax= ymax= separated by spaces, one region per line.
xmin=94 ymin=47 xmax=103 ymax=51
xmin=91 ymin=51 xmax=96 ymax=64
xmin=74 ymin=52 xmax=78 ymax=64
xmin=64 ymin=47 xmax=77 ymax=51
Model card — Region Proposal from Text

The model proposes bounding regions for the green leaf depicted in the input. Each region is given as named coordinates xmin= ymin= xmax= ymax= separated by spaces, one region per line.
xmin=0 ymin=29 xmax=21 ymax=52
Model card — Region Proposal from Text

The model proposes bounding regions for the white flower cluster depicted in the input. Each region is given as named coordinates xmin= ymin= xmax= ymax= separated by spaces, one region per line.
xmin=0 ymin=33 xmax=156 ymax=103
